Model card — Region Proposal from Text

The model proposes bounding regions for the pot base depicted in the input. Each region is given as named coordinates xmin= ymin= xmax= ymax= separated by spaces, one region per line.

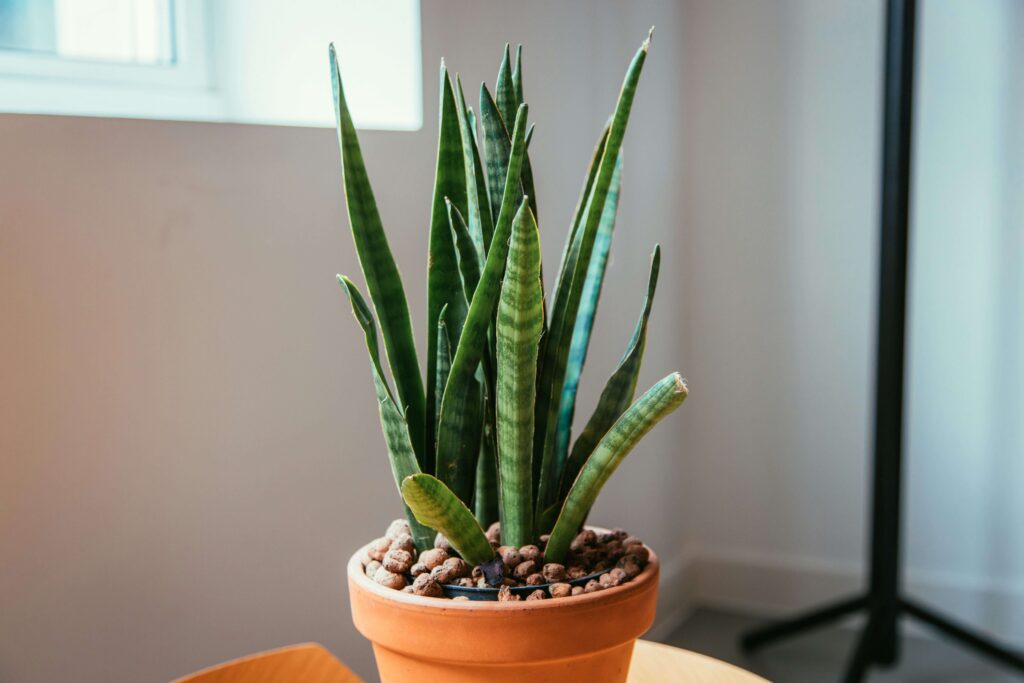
xmin=372 ymin=641 xmax=636 ymax=683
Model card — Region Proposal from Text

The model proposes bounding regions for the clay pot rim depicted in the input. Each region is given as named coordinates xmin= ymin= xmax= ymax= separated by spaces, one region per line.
xmin=348 ymin=541 xmax=658 ymax=615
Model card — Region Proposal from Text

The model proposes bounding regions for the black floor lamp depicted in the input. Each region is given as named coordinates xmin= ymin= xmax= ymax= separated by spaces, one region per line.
xmin=739 ymin=1 xmax=1024 ymax=681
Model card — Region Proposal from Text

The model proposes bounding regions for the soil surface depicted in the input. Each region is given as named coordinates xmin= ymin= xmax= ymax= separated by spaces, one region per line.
xmin=359 ymin=520 xmax=650 ymax=601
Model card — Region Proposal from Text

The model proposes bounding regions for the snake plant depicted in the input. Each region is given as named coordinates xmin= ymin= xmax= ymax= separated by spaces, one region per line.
xmin=331 ymin=30 xmax=687 ymax=567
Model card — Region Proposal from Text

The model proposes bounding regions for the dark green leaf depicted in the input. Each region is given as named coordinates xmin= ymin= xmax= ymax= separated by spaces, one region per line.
xmin=329 ymin=45 xmax=426 ymax=467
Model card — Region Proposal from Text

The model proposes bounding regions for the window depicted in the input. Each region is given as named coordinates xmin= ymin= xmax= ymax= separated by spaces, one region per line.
xmin=0 ymin=0 xmax=422 ymax=130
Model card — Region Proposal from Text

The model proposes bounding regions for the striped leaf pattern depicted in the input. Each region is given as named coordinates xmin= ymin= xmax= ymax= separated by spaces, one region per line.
xmin=333 ymin=33 xmax=686 ymax=553
xmin=329 ymin=45 xmax=426 ymax=467
xmin=560 ymin=246 xmax=661 ymax=500
xmin=401 ymin=474 xmax=495 ymax=566
xmin=425 ymin=67 xmax=470 ymax=468
xmin=553 ymin=154 xmax=624 ymax=477
xmin=545 ymin=372 xmax=688 ymax=563
xmin=533 ymin=35 xmax=652 ymax=524
xmin=435 ymin=104 xmax=529 ymax=504
xmin=337 ymin=276 xmax=434 ymax=552
xmin=496 ymin=200 xmax=544 ymax=547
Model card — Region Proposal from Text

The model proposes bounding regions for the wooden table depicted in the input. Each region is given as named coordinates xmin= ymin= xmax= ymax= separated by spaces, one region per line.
xmin=629 ymin=640 xmax=768 ymax=682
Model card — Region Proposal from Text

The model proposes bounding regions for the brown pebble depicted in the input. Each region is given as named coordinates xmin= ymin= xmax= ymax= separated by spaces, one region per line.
xmin=525 ymin=589 xmax=548 ymax=601
xmin=497 ymin=585 xmax=521 ymax=602
xmin=373 ymin=567 xmax=406 ymax=590
xmin=498 ymin=546 xmax=522 ymax=569
xmin=430 ymin=565 xmax=453 ymax=584
xmin=571 ymin=586 xmax=585 ymax=596
xmin=410 ymin=562 xmax=429 ymax=577
xmin=390 ymin=534 xmax=415 ymax=554
xmin=457 ymin=577 xmax=475 ymax=587
xmin=625 ymin=544 xmax=649 ymax=564
xmin=539 ymin=534 xmax=551 ymax=543
xmin=485 ymin=522 xmax=501 ymax=543
xmin=386 ymin=519 xmax=411 ymax=540
xmin=452 ymin=595 xmax=470 ymax=601
xmin=442 ymin=557 xmax=469 ymax=580
xmin=402 ymin=585 xmax=415 ymax=593
xmin=519 ymin=545 xmax=542 ymax=563
xmin=382 ymin=549 xmax=413 ymax=574
xmin=566 ymin=565 xmax=588 ymax=580
xmin=476 ymin=577 xmax=489 ymax=588
xmin=542 ymin=563 xmax=566 ymax=583
xmin=599 ymin=571 xmax=621 ymax=588
xmin=549 ymin=582 xmax=572 ymax=598
xmin=434 ymin=533 xmax=451 ymax=551
xmin=618 ymin=556 xmax=643 ymax=579
xmin=471 ymin=565 xmax=483 ymax=580
xmin=513 ymin=559 xmax=537 ymax=580
xmin=526 ymin=573 xmax=545 ymax=586
xmin=368 ymin=537 xmax=392 ymax=562
xmin=418 ymin=548 xmax=449 ymax=570
xmin=501 ymin=577 xmax=518 ymax=587
xmin=584 ymin=579 xmax=603 ymax=593
xmin=364 ymin=559 xmax=382 ymax=578
xmin=412 ymin=573 xmax=444 ymax=598
xmin=609 ymin=567 xmax=627 ymax=586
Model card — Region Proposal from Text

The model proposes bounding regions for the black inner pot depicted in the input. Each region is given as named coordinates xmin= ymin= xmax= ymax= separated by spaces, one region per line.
xmin=438 ymin=570 xmax=606 ymax=601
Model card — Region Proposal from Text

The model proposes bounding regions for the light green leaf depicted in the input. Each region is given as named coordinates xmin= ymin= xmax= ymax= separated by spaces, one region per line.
xmin=337 ymin=275 xmax=434 ymax=552
xmin=495 ymin=201 xmax=544 ymax=547
xmin=401 ymin=474 xmax=495 ymax=566
xmin=545 ymin=372 xmax=687 ymax=563
xmin=559 ymin=246 xmax=660 ymax=503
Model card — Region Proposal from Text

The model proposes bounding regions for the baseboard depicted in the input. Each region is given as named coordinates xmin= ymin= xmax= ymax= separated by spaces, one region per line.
xmin=685 ymin=547 xmax=1024 ymax=647
xmin=647 ymin=546 xmax=699 ymax=641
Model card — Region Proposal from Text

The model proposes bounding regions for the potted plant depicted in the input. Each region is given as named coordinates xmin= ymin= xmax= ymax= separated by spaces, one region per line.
xmin=332 ymin=29 xmax=687 ymax=683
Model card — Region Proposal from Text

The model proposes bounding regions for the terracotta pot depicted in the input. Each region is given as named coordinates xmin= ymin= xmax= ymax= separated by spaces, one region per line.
xmin=347 ymin=540 xmax=659 ymax=683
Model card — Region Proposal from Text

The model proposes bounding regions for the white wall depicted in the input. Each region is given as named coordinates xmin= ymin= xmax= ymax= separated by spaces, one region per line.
xmin=680 ymin=0 xmax=1024 ymax=644
xmin=0 ymin=2 xmax=688 ymax=682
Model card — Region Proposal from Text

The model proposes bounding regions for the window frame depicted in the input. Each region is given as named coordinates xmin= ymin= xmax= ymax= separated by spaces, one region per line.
xmin=0 ymin=0 xmax=220 ymax=121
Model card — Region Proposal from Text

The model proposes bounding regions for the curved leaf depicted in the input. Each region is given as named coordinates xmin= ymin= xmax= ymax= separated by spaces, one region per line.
xmin=401 ymin=474 xmax=495 ymax=566
xmin=559 ymin=246 xmax=660 ymax=502
xmin=330 ymin=46 xmax=426 ymax=466
xmin=495 ymin=201 xmax=544 ymax=547
xmin=337 ymin=276 xmax=434 ymax=552
xmin=545 ymin=372 xmax=687 ymax=563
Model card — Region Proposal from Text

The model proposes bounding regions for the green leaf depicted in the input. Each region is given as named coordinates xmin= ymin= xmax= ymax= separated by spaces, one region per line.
xmin=426 ymin=65 xmax=471 ymax=467
xmin=329 ymin=45 xmax=426 ymax=467
xmin=495 ymin=45 xmax=517 ymax=131
xmin=495 ymin=201 xmax=544 ymax=547
xmin=512 ymin=44 xmax=524 ymax=107
xmin=435 ymin=104 xmax=529 ymax=504
xmin=545 ymin=372 xmax=687 ymax=564
xmin=337 ymin=276 xmax=434 ymax=553
xmin=434 ymin=306 xmax=452 ymax=430
xmin=552 ymin=155 xmax=624 ymax=482
xmin=455 ymin=76 xmax=493 ymax=257
xmin=401 ymin=474 xmax=495 ymax=566
xmin=559 ymin=246 xmax=660 ymax=503
xmin=479 ymin=84 xmax=514 ymax=226
xmin=447 ymin=200 xmax=481 ymax=302
xmin=474 ymin=418 xmax=499 ymax=528
xmin=533 ymin=34 xmax=652 ymax=522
